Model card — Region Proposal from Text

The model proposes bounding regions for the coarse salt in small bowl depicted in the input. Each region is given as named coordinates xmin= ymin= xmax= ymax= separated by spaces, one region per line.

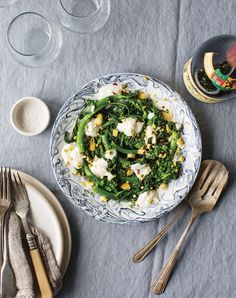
xmin=10 ymin=96 xmax=50 ymax=136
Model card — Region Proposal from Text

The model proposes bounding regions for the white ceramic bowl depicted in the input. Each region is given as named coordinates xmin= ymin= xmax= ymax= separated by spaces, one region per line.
xmin=10 ymin=96 xmax=50 ymax=136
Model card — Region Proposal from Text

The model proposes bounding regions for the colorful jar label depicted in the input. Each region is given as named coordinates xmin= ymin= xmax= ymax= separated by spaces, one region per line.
xmin=183 ymin=59 xmax=223 ymax=103
xmin=204 ymin=52 xmax=236 ymax=90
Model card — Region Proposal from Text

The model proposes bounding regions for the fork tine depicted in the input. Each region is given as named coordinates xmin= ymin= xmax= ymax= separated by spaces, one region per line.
xmin=208 ymin=166 xmax=227 ymax=195
xmin=196 ymin=162 xmax=213 ymax=189
xmin=2 ymin=167 xmax=7 ymax=200
xmin=17 ymin=172 xmax=28 ymax=199
xmin=0 ymin=167 xmax=2 ymax=183
xmin=12 ymin=173 xmax=17 ymax=185
xmin=212 ymin=171 xmax=229 ymax=198
xmin=17 ymin=172 xmax=24 ymax=187
xmin=0 ymin=167 xmax=3 ymax=197
xmin=13 ymin=173 xmax=20 ymax=201
xmin=13 ymin=173 xmax=25 ymax=201
xmin=6 ymin=167 xmax=12 ymax=200
xmin=200 ymin=163 xmax=221 ymax=193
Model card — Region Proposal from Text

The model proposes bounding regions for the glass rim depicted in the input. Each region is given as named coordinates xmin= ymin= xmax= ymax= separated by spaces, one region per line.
xmin=7 ymin=12 xmax=52 ymax=57
xmin=0 ymin=0 xmax=18 ymax=7
xmin=59 ymin=0 xmax=103 ymax=19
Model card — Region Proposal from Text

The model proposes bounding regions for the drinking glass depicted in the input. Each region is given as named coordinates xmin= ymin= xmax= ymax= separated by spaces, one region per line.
xmin=7 ymin=12 xmax=63 ymax=67
xmin=57 ymin=0 xmax=111 ymax=33
xmin=0 ymin=0 xmax=18 ymax=7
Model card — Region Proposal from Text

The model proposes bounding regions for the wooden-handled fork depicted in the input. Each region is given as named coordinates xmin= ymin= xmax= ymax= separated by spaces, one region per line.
xmin=13 ymin=173 xmax=53 ymax=298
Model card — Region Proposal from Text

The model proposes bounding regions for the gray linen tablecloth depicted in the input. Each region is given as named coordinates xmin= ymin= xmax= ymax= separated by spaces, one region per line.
xmin=1 ymin=0 xmax=236 ymax=297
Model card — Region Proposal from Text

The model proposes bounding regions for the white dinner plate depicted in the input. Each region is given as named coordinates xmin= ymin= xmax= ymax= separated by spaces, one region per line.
xmin=13 ymin=169 xmax=71 ymax=276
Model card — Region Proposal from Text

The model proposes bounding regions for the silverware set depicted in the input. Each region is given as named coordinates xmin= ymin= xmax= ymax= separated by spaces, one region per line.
xmin=0 ymin=168 xmax=16 ymax=297
xmin=0 ymin=167 xmax=52 ymax=298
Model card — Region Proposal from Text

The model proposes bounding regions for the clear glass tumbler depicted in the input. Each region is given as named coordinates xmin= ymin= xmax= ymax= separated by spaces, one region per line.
xmin=0 ymin=0 xmax=18 ymax=7
xmin=57 ymin=0 xmax=111 ymax=33
xmin=7 ymin=12 xmax=63 ymax=67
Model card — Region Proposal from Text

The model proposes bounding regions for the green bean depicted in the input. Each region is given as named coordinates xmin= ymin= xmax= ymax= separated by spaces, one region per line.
xmin=109 ymin=102 xmax=130 ymax=114
xmin=83 ymin=164 xmax=100 ymax=183
xmin=77 ymin=92 xmax=137 ymax=153
xmin=120 ymin=134 xmax=125 ymax=147
xmin=112 ymin=142 xmax=137 ymax=154
xmin=77 ymin=115 xmax=91 ymax=152
xmin=120 ymin=176 xmax=139 ymax=184
xmin=161 ymin=173 xmax=171 ymax=180
xmin=134 ymin=141 xmax=143 ymax=149
xmin=102 ymin=120 xmax=115 ymax=128
xmin=128 ymin=114 xmax=144 ymax=121
xmin=95 ymin=92 xmax=137 ymax=109
xmin=170 ymin=131 xmax=179 ymax=154
xmin=92 ymin=186 xmax=118 ymax=199
xmin=118 ymin=157 xmax=131 ymax=167
xmin=77 ymin=105 xmax=106 ymax=153
xmin=101 ymin=135 xmax=111 ymax=150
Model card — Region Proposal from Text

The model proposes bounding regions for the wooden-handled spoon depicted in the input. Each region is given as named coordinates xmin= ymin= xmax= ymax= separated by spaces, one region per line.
xmin=151 ymin=160 xmax=229 ymax=295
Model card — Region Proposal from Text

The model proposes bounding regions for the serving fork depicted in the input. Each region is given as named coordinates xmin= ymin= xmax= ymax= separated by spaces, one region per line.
xmin=133 ymin=160 xmax=229 ymax=265
xmin=13 ymin=173 xmax=53 ymax=298
xmin=150 ymin=160 xmax=229 ymax=294
xmin=0 ymin=167 xmax=16 ymax=297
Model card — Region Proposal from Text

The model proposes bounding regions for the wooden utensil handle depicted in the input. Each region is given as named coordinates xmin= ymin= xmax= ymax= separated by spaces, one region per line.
xmin=27 ymin=234 xmax=53 ymax=298
xmin=133 ymin=201 xmax=188 ymax=263
xmin=151 ymin=212 xmax=197 ymax=295
xmin=30 ymin=249 xmax=53 ymax=298
xmin=0 ymin=216 xmax=3 ymax=270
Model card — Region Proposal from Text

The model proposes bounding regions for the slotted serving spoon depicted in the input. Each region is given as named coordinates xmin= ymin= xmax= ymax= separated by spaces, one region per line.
xmin=151 ymin=160 xmax=229 ymax=295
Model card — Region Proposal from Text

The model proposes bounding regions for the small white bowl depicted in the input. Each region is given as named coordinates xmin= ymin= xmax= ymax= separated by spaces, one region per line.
xmin=10 ymin=96 xmax=50 ymax=136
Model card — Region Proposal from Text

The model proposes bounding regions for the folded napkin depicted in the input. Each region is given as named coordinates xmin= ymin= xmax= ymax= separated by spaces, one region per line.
xmin=8 ymin=213 xmax=62 ymax=298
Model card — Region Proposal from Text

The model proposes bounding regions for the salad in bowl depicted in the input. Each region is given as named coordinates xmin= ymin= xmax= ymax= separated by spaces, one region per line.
xmin=62 ymin=86 xmax=185 ymax=208
xmin=51 ymin=73 xmax=201 ymax=223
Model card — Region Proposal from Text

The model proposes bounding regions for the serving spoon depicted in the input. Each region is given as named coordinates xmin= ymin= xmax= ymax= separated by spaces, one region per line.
xmin=132 ymin=199 xmax=188 ymax=263
xmin=133 ymin=160 xmax=228 ymax=264
xmin=150 ymin=160 xmax=228 ymax=295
